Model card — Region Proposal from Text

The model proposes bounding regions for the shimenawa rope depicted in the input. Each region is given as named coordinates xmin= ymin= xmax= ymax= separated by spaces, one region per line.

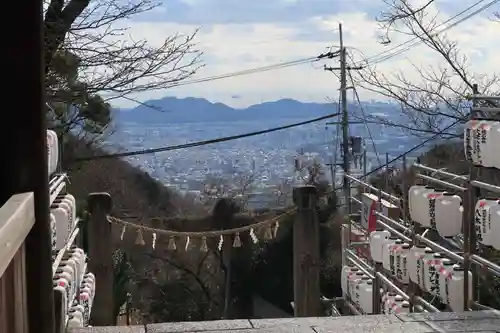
xmin=108 ymin=208 xmax=297 ymax=251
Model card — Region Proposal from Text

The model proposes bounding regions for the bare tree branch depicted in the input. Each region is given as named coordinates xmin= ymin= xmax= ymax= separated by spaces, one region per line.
xmin=44 ymin=0 xmax=204 ymax=141
xmin=349 ymin=113 xmax=460 ymax=139
xmin=64 ymin=27 xmax=203 ymax=97
xmin=45 ymin=0 xmax=204 ymax=98
xmin=144 ymin=252 xmax=219 ymax=307
xmin=203 ymin=172 xmax=258 ymax=211
xmin=351 ymin=0 xmax=499 ymax=138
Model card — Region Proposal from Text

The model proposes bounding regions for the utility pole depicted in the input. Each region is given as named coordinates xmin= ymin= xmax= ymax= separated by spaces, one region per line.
xmin=339 ymin=23 xmax=350 ymax=218
xmin=324 ymin=24 xmax=364 ymax=283
xmin=324 ymin=24 xmax=363 ymax=212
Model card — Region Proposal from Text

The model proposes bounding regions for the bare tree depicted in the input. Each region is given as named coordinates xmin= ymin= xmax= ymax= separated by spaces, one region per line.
xmin=44 ymin=0 xmax=203 ymax=139
xmin=203 ymin=172 xmax=257 ymax=211
xmin=44 ymin=0 xmax=203 ymax=90
xmin=351 ymin=0 xmax=499 ymax=138
xmin=294 ymin=153 xmax=327 ymax=185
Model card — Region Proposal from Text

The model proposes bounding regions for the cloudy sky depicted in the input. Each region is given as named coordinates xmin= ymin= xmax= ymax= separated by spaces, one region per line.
xmin=110 ymin=0 xmax=499 ymax=108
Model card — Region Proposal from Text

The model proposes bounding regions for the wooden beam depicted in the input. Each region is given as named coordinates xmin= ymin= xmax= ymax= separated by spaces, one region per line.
xmin=0 ymin=193 xmax=34 ymax=333
xmin=0 ymin=193 xmax=35 ymax=277
xmin=2 ymin=0 xmax=55 ymax=331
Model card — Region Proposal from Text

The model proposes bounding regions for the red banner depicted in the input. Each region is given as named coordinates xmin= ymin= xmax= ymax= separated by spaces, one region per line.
xmin=367 ymin=200 xmax=377 ymax=233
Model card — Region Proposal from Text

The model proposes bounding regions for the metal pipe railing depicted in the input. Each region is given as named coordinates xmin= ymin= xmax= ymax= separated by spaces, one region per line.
xmin=350 ymin=196 xmax=362 ymax=205
xmin=375 ymin=211 xmax=408 ymax=232
xmin=49 ymin=173 xmax=66 ymax=193
xmin=346 ymin=256 xmax=374 ymax=279
xmin=375 ymin=272 xmax=410 ymax=301
xmin=370 ymin=191 xmax=500 ymax=310
xmin=467 ymin=95 xmax=500 ymax=307
xmin=376 ymin=219 xmax=412 ymax=243
xmin=413 ymin=164 xmax=468 ymax=181
xmin=345 ymin=173 xmax=400 ymax=204
xmin=341 ymin=152 xmax=500 ymax=315
xmin=350 ymin=241 xmax=369 ymax=246
xmin=410 ymin=165 xmax=500 ymax=278
xmin=470 ymin=180 xmax=500 ymax=194
xmin=470 ymin=255 xmax=500 ymax=277
xmin=345 ymin=250 xmax=379 ymax=314
xmin=345 ymin=250 xmax=439 ymax=312
xmin=349 ymin=240 xmax=436 ymax=312
xmin=416 ymin=234 xmax=464 ymax=264
xmin=386 ymin=169 xmax=500 ymax=308
xmin=471 ymin=301 xmax=496 ymax=311
xmin=414 ymin=296 xmax=440 ymax=312
xmin=376 ymin=211 xmax=464 ymax=264
xmin=344 ymin=297 xmax=363 ymax=315
xmin=415 ymin=174 xmax=467 ymax=191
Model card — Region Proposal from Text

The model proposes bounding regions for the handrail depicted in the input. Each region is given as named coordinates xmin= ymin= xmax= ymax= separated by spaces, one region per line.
xmin=0 ymin=192 xmax=35 ymax=277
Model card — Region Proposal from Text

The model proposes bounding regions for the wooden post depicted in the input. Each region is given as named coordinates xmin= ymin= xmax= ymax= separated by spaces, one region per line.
xmin=222 ymin=233 xmax=233 ymax=319
xmin=212 ymin=198 xmax=237 ymax=319
xmin=53 ymin=287 xmax=65 ymax=333
xmin=2 ymin=0 xmax=54 ymax=331
xmin=87 ymin=193 xmax=115 ymax=326
xmin=292 ymin=185 xmax=321 ymax=317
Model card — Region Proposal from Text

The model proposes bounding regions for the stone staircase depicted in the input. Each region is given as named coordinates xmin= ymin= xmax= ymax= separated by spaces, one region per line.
xmin=71 ymin=310 xmax=500 ymax=333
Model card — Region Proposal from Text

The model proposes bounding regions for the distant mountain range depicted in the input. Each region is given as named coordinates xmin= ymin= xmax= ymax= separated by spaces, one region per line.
xmin=114 ymin=96 xmax=399 ymax=124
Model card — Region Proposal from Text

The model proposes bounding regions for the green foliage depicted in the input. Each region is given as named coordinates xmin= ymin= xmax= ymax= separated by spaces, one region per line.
xmin=112 ymin=250 xmax=132 ymax=323
xmin=47 ymin=50 xmax=112 ymax=138
xmin=48 ymin=50 xmax=81 ymax=85
xmin=79 ymin=94 xmax=112 ymax=133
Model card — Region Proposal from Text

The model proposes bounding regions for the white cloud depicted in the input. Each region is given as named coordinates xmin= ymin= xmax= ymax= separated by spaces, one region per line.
xmin=110 ymin=4 xmax=500 ymax=108
xmin=179 ymin=0 xmax=197 ymax=4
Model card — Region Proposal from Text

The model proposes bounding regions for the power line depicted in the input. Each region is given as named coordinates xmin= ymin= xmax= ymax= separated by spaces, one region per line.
xmin=200 ymin=35 xmax=340 ymax=47
xmin=74 ymin=111 xmax=342 ymax=162
xmin=365 ymin=118 xmax=461 ymax=176
xmin=174 ymin=58 xmax=314 ymax=86
xmin=167 ymin=51 xmax=340 ymax=88
xmin=329 ymin=117 xmax=462 ymax=194
xmin=346 ymin=68 xmax=381 ymax=167
xmin=117 ymin=59 xmax=315 ymax=112
xmin=118 ymin=95 xmax=172 ymax=112
xmin=115 ymin=51 xmax=340 ymax=113
xmin=325 ymin=95 xmax=342 ymax=185
xmin=361 ymin=0 xmax=487 ymax=65
xmin=358 ymin=0 xmax=494 ymax=66
xmin=371 ymin=0 xmax=498 ymax=66
xmin=345 ymin=51 xmax=466 ymax=122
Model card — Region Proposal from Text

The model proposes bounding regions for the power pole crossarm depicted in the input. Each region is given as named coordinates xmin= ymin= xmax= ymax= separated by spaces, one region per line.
xmin=318 ymin=50 xmax=341 ymax=59
xmin=325 ymin=66 xmax=364 ymax=71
